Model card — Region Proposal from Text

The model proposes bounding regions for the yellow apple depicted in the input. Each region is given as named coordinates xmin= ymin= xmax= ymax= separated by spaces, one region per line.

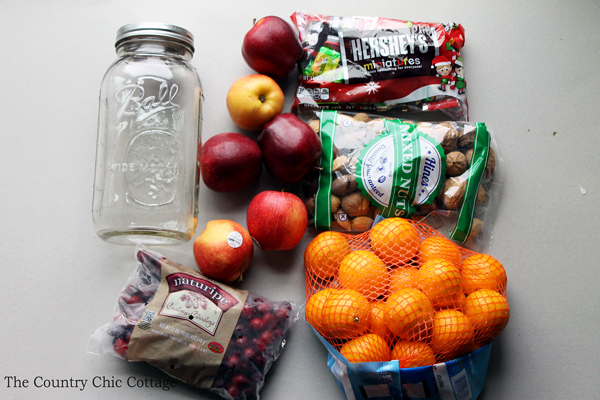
xmin=226 ymin=74 xmax=284 ymax=131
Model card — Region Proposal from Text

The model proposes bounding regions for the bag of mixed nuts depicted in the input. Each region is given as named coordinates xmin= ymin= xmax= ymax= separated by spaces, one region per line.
xmin=301 ymin=110 xmax=502 ymax=253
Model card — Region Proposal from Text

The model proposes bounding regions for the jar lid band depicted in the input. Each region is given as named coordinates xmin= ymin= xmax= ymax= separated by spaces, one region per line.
xmin=115 ymin=22 xmax=194 ymax=52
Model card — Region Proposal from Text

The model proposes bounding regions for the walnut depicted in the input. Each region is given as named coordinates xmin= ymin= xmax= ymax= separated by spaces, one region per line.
xmin=331 ymin=175 xmax=358 ymax=196
xmin=334 ymin=208 xmax=352 ymax=230
xmin=309 ymin=119 xmax=320 ymax=134
xmin=353 ymin=113 xmax=371 ymax=123
xmin=458 ymin=126 xmax=476 ymax=148
xmin=352 ymin=216 xmax=374 ymax=232
xmin=468 ymin=218 xmax=483 ymax=240
xmin=341 ymin=192 xmax=370 ymax=217
xmin=446 ymin=151 xmax=468 ymax=177
xmin=331 ymin=195 xmax=341 ymax=213
xmin=465 ymin=146 xmax=496 ymax=178
xmin=439 ymin=122 xmax=460 ymax=152
xmin=417 ymin=122 xmax=459 ymax=152
xmin=332 ymin=155 xmax=348 ymax=172
xmin=442 ymin=177 xmax=466 ymax=210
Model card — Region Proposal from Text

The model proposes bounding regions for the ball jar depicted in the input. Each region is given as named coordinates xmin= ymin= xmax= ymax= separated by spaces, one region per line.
xmin=92 ymin=23 xmax=202 ymax=245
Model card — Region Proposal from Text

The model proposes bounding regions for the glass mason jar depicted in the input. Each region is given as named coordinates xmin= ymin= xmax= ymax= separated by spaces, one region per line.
xmin=93 ymin=23 xmax=202 ymax=245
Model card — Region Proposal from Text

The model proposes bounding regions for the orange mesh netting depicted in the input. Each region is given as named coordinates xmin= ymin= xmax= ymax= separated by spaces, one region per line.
xmin=304 ymin=217 xmax=509 ymax=367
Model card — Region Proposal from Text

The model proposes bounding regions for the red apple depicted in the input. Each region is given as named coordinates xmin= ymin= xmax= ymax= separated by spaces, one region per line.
xmin=246 ymin=191 xmax=308 ymax=251
xmin=200 ymin=132 xmax=262 ymax=192
xmin=258 ymin=113 xmax=322 ymax=184
xmin=193 ymin=220 xmax=254 ymax=282
xmin=242 ymin=16 xmax=303 ymax=79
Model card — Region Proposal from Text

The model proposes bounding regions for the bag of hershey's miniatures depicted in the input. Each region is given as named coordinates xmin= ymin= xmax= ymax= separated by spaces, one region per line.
xmin=88 ymin=246 xmax=300 ymax=400
xmin=301 ymin=110 xmax=502 ymax=254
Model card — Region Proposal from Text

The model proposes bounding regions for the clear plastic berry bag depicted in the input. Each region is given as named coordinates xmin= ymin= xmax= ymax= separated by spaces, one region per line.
xmin=88 ymin=246 xmax=300 ymax=400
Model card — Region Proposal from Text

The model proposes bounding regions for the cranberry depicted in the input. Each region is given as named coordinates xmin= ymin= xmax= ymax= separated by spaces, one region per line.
xmin=113 ymin=338 xmax=128 ymax=357
xmin=251 ymin=354 xmax=266 ymax=368
xmin=255 ymin=302 xmax=272 ymax=315
xmin=240 ymin=303 xmax=255 ymax=320
xmin=224 ymin=355 xmax=242 ymax=369
xmin=235 ymin=336 xmax=249 ymax=348
xmin=125 ymin=295 xmax=143 ymax=304
xmin=226 ymin=384 xmax=240 ymax=397
xmin=252 ymin=296 xmax=265 ymax=304
xmin=262 ymin=313 xmax=277 ymax=330
xmin=274 ymin=307 xmax=290 ymax=325
xmin=249 ymin=318 xmax=265 ymax=332
xmin=243 ymin=347 xmax=256 ymax=360
xmin=260 ymin=331 xmax=275 ymax=345
xmin=272 ymin=328 xmax=284 ymax=340
xmin=252 ymin=338 xmax=267 ymax=352
xmin=231 ymin=374 xmax=250 ymax=388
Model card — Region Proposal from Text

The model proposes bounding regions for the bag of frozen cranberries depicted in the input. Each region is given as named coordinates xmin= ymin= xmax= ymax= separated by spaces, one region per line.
xmin=88 ymin=246 xmax=300 ymax=400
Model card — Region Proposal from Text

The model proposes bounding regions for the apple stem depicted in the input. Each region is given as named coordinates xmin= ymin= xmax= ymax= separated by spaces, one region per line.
xmin=253 ymin=18 xmax=256 ymax=25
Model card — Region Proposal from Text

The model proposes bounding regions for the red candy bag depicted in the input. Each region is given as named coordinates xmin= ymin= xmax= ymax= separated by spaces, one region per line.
xmin=291 ymin=11 xmax=468 ymax=120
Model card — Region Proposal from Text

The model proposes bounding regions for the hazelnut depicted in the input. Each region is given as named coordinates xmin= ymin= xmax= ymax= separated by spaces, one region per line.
xmin=468 ymin=218 xmax=483 ymax=240
xmin=331 ymin=195 xmax=341 ymax=213
xmin=352 ymin=216 xmax=374 ymax=232
xmin=305 ymin=196 xmax=315 ymax=214
xmin=331 ymin=175 xmax=358 ymax=196
xmin=446 ymin=151 xmax=468 ymax=177
xmin=341 ymin=192 xmax=370 ymax=217
xmin=353 ymin=113 xmax=371 ymax=123
xmin=442 ymin=178 xmax=466 ymax=210
xmin=477 ymin=185 xmax=486 ymax=203
xmin=334 ymin=208 xmax=352 ymax=230
xmin=309 ymin=119 xmax=320 ymax=134
xmin=332 ymin=155 xmax=348 ymax=172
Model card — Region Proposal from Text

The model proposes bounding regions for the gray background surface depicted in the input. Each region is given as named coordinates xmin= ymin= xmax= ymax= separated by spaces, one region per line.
xmin=1 ymin=1 xmax=599 ymax=399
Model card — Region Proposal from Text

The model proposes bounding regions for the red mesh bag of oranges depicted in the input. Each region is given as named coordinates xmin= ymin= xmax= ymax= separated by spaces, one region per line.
xmin=304 ymin=217 xmax=509 ymax=368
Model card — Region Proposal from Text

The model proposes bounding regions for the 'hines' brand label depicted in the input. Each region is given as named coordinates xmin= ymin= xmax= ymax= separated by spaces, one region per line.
xmin=159 ymin=273 xmax=239 ymax=336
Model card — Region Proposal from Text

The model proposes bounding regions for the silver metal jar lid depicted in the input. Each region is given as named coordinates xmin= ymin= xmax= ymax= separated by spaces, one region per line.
xmin=115 ymin=22 xmax=194 ymax=52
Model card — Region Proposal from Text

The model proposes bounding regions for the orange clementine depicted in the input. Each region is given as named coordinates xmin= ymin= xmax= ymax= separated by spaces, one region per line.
xmin=340 ymin=333 xmax=391 ymax=363
xmin=430 ymin=309 xmax=474 ymax=360
xmin=370 ymin=218 xmax=420 ymax=266
xmin=321 ymin=289 xmax=370 ymax=339
xmin=464 ymin=289 xmax=510 ymax=342
xmin=388 ymin=266 xmax=420 ymax=294
xmin=385 ymin=288 xmax=434 ymax=341
xmin=418 ymin=236 xmax=462 ymax=267
xmin=305 ymin=288 xmax=336 ymax=335
xmin=461 ymin=254 xmax=507 ymax=294
xmin=304 ymin=231 xmax=351 ymax=280
xmin=339 ymin=250 xmax=389 ymax=301
xmin=417 ymin=259 xmax=464 ymax=310
xmin=392 ymin=341 xmax=437 ymax=368
xmin=368 ymin=300 xmax=391 ymax=341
